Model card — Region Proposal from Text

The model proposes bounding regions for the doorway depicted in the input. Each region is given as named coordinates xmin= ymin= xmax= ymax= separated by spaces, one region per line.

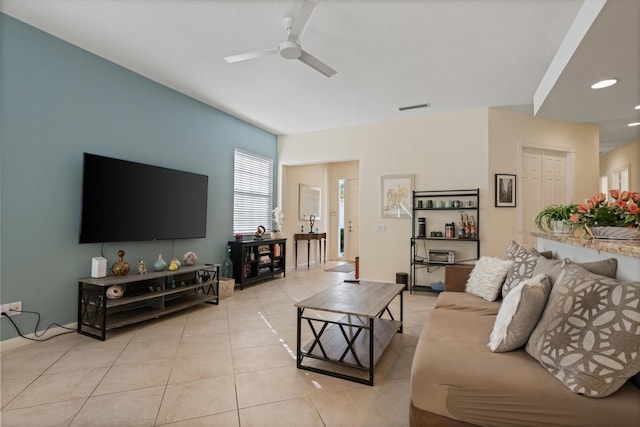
xmin=520 ymin=146 xmax=573 ymax=247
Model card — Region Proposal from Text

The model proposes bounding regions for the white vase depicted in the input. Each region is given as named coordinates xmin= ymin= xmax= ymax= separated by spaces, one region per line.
xmin=552 ymin=220 xmax=571 ymax=234
xmin=270 ymin=232 xmax=280 ymax=239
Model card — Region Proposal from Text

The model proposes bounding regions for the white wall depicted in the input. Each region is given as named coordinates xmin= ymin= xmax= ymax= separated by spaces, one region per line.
xmin=487 ymin=108 xmax=600 ymax=256
xmin=599 ymin=138 xmax=640 ymax=192
xmin=279 ymin=109 xmax=489 ymax=282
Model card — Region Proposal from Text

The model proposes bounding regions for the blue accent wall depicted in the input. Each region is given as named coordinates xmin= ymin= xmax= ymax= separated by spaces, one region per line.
xmin=0 ymin=14 xmax=277 ymax=340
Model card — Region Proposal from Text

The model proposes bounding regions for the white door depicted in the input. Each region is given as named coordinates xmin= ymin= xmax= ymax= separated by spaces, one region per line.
xmin=346 ymin=179 xmax=360 ymax=261
xmin=521 ymin=148 xmax=567 ymax=247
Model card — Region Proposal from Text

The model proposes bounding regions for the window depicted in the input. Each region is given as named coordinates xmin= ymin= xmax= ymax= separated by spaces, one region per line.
xmin=600 ymin=175 xmax=608 ymax=196
xmin=610 ymin=166 xmax=629 ymax=192
xmin=233 ymin=149 xmax=273 ymax=234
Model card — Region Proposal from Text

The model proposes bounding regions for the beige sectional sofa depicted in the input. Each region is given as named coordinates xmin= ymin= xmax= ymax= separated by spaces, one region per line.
xmin=409 ymin=247 xmax=640 ymax=427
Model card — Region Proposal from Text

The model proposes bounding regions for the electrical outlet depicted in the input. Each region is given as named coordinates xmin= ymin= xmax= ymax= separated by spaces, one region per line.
xmin=1 ymin=301 xmax=22 ymax=317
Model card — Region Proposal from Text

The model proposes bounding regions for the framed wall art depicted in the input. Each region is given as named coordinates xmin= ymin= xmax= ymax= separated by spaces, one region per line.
xmin=495 ymin=174 xmax=516 ymax=207
xmin=381 ymin=174 xmax=414 ymax=218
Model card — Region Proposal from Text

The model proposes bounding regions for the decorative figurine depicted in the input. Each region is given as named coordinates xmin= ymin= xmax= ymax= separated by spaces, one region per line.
xmin=183 ymin=251 xmax=198 ymax=266
xmin=106 ymin=285 xmax=124 ymax=299
xmin=255 ymin=225 xmax=266 ymax=239
xmin=137 ymin=259 xmax=147 ymax=275
xmin=309 ymin=215 xmax=315 ymax=233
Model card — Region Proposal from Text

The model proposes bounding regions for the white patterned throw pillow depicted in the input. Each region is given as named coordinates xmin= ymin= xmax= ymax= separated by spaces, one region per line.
xmin=465 ymin=256 xmax=513 ymax=301
xmin=489 ymin=274 xmax=551 ymax=352
xmin=526 ymin=263 xmax=640 ymax=397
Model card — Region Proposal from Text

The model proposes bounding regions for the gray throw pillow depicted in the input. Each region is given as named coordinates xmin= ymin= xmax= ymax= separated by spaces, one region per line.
xmin=503 ymin=244 xmax=544 ymax=298
xmin=489 ymin=274 xmax=551 ymax=352
xmin=532 ymin=257 xmax=618 ymax=286
xmin=526 ymin=263 xmax=640 ymax=397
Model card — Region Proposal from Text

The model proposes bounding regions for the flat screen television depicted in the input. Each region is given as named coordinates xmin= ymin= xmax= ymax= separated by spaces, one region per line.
xmin=79 ymin=153 xmax=208 ymax=243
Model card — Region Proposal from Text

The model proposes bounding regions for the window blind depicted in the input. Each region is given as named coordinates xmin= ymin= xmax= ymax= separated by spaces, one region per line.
xmin=233 ymin=149 xmax=273 ymax=234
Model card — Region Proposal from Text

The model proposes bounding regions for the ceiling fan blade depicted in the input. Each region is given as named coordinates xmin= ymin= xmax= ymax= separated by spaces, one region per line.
xmin=224 ymin=48 xmax=278 ymax=63
xmin=298 ymin=50 xmax=337 ymax=77
xmin=288 ymin=0 xmax=317 ymax=42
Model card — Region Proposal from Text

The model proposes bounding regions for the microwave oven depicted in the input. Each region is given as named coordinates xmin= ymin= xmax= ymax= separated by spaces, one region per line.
xmin=427 ymin=250 xmax=455 ymax=264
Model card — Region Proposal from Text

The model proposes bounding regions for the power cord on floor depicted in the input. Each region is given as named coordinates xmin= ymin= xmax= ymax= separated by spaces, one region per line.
xmin=1 ymin=309 xmax=76 ymax=342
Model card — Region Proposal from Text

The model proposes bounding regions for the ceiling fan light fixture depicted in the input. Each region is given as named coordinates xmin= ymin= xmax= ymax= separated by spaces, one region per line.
xmin=279 ymin=41 xmax=301 ymax=59
xmin=590 ymin=78 xmax=619 ymax=89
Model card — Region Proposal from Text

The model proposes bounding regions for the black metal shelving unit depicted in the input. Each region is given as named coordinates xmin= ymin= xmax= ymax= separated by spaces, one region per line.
xmin=410 ymin=189 xmax=480 ymax=293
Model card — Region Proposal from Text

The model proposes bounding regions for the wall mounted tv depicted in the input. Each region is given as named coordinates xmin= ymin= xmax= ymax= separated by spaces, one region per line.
xmin=79 ymin=153 xmax=208 ymax=243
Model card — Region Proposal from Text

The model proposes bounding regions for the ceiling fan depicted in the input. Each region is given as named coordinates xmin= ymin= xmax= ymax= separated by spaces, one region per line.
xmin=224 ymin=0 xmax=337 ymax=77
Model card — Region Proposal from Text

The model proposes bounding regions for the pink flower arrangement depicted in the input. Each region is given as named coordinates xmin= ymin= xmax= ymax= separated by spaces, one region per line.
xmin=570 ymin=190 xmax=640 ymax=228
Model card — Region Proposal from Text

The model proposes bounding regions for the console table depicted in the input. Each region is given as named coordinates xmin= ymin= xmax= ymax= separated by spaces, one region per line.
xmin=294 ymin=232 xmax=327 ymax=269
xmin=78 ymin=264 xmax=219 ymax=340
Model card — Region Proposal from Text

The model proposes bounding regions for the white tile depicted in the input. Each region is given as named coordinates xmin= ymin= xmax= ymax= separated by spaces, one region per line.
xmin=156 ymin=376 xmax=237 ymax=425
xmin=239 ymin=397 xmax=323 ymax=427
xmin=71 ymin=386 xmax=165 ymax=427
xmin=5 ymin=367 xmax=108 ymax=409
xmin=0 ymin=266 xmax=429 ymax=426
xmin=1 ymin=398 xmax=86 ymax=427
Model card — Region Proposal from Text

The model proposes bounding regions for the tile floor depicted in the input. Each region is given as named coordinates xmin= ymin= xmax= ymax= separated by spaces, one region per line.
xmin=1 ymin=262 xmax=437 ymax=426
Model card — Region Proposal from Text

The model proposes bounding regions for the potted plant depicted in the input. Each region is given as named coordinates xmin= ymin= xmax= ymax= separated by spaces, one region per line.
xmin=534 ymin=204 xmax=578 ymax=234
xmin=271 ymin=206 xmax=284 ymax=239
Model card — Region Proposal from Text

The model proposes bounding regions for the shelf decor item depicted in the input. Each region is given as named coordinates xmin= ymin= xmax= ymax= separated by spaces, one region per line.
xmin=168 ymin=257 xmax=181 ymax=271
xmin=183 ymin=251 xmax=198 ymax=266
xmin=137 ymin=259 xmax=147 ymax=274
xmin=534 ymin=204 xmax=578 ymax=234
xmin=106 ymin=285 xmax=124 ymax=299
xmin=154 ymin=254 xmax=168 ymax=271
xmin=570 ymin=189 xmax=640 ymax=240
xmin=111 ymin=250 xmax=130 ymax=276
xmin=272 ymin=206 xmax=284 ymax=237
xmin=495 ymin=174 xmax=516 ymax=207
xmin=254 ymin=225 xmax=266 ymax=239
xmin=222 ymin=247 xmax=233 ymax=278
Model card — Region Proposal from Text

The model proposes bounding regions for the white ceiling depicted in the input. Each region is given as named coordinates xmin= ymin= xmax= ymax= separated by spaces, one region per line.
xmin=1 ymin=0 xmax=638 ymax=153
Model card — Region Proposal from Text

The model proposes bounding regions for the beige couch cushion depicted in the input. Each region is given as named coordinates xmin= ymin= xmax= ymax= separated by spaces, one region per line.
xmin=435 ymin=291 xmax=501 ymax=315
xmin=489 ymin=274 xmax=551 ymax=352
xmin=526 ymin=263 xmax=640 ymax=397
xmin=411 ymin=303 xmax=640 ymax=426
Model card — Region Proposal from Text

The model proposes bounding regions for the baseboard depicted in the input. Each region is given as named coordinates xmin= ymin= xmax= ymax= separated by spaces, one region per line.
xmin=0 ymin=322 xmax=77 ymax=354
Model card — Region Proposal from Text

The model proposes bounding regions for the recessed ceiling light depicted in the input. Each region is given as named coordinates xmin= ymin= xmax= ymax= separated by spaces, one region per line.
xmin=628 ymin=122 xmax=640 ymax=127
xmin=590 ymin=79 xmax=619 ymax=89
xmin=635 ymin=105 xmax=640 ymax=110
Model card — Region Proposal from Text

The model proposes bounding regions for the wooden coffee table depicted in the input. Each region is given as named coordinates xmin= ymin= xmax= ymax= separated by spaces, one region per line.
xmin=295 ymin=281 xmax=404 ymax=386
